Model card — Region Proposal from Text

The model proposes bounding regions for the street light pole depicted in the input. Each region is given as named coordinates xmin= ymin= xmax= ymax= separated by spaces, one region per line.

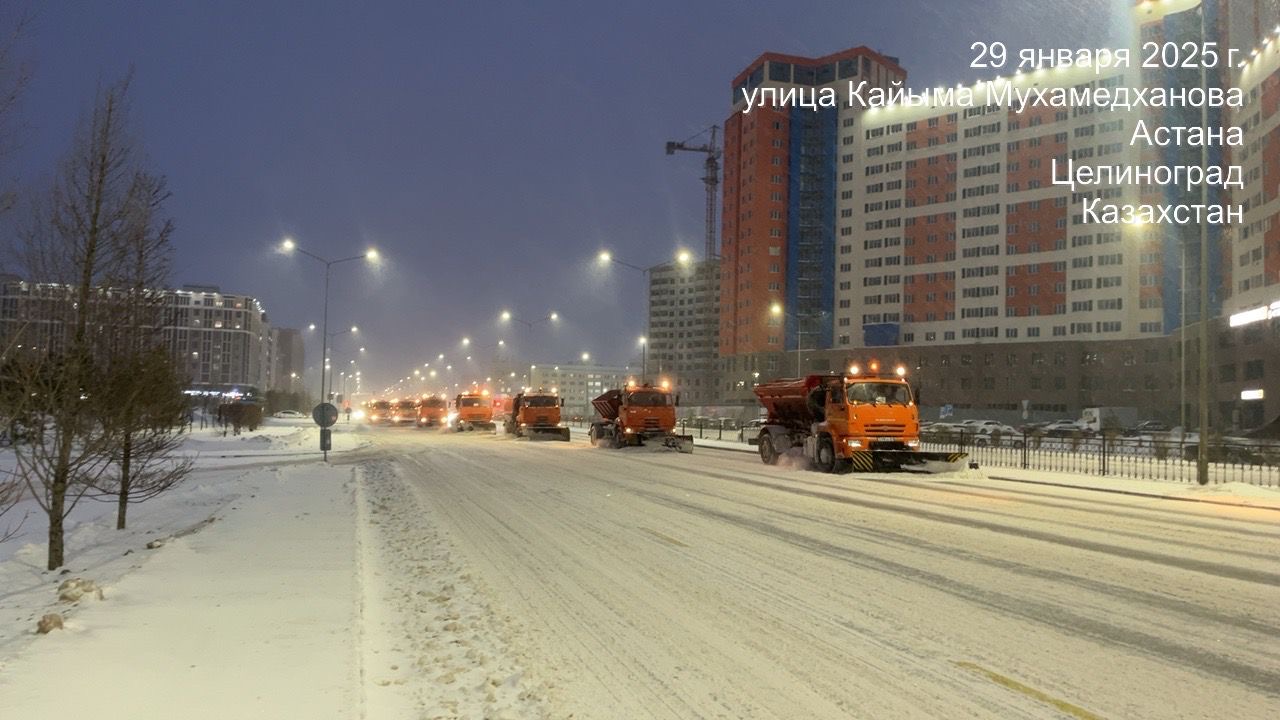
xmin=639 ymin=336 xmax=647 ymax=383
xmin=280 ymin=238 xmax=378 ymax=459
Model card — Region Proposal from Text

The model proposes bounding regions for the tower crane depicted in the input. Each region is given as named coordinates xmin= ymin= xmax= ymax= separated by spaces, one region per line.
xmin=665 ymin=125 xmax=721 ymax=260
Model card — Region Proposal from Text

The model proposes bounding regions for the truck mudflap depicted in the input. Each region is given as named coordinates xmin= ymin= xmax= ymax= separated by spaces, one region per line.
xmin=847 ymin=449 xmax=967 ymax=472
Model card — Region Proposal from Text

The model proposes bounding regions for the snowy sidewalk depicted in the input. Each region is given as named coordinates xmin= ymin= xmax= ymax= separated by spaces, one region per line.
xmin=0 ymin=463 xmax=361 ymax=719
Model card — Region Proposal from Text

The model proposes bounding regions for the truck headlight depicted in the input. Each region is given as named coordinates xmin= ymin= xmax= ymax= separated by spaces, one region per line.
xmin=846 ymin=438 xmax=863 ymax=448
xmin=906 ymin=438 xmax=921 ymax=448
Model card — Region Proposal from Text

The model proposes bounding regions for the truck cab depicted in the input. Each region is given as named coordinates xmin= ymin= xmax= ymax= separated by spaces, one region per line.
xmin=391 ymin=399 xmax=418 ymax=424
xmin=617 ymin=385 xmax=677 ymax=435
xmin=505 ymin=390 xmax=570 ymax=441
xmin=454 ymin=391 xmax=495 ymax=431
xmin=367 ymin=400 xmax=393 ymax=424
xmin=417 ymin=395 xmax=449 ymax=427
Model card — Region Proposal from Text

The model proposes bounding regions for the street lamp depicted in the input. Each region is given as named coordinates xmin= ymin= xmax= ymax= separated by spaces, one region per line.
xmin=771 ymin=302 xmax=805 ymax=375
xmin=499 ymin=310 xmax=560 ymax=328
xmin=279 ymin=237 xmax=379 ymax=455
xmin=638 ymin=336 xmax=647 ymax=383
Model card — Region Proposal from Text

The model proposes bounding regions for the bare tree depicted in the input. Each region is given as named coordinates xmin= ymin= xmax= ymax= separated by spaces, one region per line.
xmin=0 ymin=469 xmax=24 ymax=543
xmin=9 ymin=75 xmax=160 ymax=569
xmin=95 ymin=347 xmax=191 ymax=529
xmin=0 ymin=333 xmax=30 ymax=542
xmin=91 ymin=171 xmax=191 ymax=530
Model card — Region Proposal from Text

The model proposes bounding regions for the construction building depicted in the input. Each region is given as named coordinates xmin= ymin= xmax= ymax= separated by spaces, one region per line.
xmin=646 ymin=257 xmax=721 ymax=405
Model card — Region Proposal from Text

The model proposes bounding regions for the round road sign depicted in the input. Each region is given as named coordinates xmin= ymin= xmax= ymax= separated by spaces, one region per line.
xmin=313 ymin=402 xmax=340 ymax=428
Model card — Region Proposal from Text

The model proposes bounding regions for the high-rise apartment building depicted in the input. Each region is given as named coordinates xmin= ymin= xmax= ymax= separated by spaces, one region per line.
xmin=715 ymin=1 xmax=1280 ymax=427
xmin=719 ymin=48 xmax=906 ymax=399
xmin=270 ymin=327 xmax=305 ymax=393
xmin=646 ymin=257 xmax=720 ymax=405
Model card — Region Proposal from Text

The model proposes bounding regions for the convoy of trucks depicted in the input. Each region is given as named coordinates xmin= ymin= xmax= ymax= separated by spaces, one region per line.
xmin=588 ymin=382 xmax=694 ymax=453
xmin=358 ymin=362 xmax=970 ymax=474
xmin=752 ymin=363 xmax=966 ymax=473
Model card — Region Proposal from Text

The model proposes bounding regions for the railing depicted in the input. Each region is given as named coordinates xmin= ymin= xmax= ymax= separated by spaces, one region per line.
xmin=564 ymin=418 xmax=1280 ymax=486
xmin=919 ymin=428 xmax=1280 ymax=487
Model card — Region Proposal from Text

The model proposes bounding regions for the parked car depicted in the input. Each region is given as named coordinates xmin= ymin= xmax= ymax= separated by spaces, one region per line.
xmin=1123 ymin=420 xmax=1171 ymax=436
xmin=739 ymin=418 xmax=768 ymax=444
xmin=973 ymin=423 xmax=1025 ymax=448
xmin=1041 ymin=419 xmax=1091 ymax=437
xmin=920 ymin=422 xmax=968 ymax=441
xmin=273 ymin=409 xmax=305 ymax=419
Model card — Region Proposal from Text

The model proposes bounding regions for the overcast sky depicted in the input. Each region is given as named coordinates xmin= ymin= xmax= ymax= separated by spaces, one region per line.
xmin=5 ymin=0 xmax=1123 ymax=393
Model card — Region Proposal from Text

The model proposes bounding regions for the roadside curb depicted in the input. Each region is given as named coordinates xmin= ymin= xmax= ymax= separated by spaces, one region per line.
xmin=986 ymin=474 xmax=1280 ymax=512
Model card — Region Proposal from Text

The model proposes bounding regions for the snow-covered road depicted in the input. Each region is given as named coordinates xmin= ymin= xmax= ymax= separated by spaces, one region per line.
xmin=2 ymin=425 xmax=1276 ymax=719
xmin=373 ymin=428 xmax=1280 ymax=719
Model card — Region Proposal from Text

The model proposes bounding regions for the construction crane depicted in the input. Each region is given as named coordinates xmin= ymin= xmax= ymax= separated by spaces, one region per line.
xmin=665 ymin=125 xmax=721 ymax=260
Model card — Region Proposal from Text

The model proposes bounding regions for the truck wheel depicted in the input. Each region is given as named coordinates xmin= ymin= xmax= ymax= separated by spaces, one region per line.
xmin=611 ymin=429 xmax=625 ymax=449
xmin=816 ymin=437 xmax=837 ymax=473
xmin=759 ymin=435 xmax=779 ymax=465
xmin=588 ymin=427 xmax=599 ymax=446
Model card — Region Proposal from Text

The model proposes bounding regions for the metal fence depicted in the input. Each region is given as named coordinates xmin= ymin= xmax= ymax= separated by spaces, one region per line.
xmin=566 ymin=418 xmax=1280 ymax=486
xmin=919 ymin=428 xmax=1280 ymax=487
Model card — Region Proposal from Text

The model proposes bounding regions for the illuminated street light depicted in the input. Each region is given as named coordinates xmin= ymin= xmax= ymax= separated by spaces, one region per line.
xmin=277 ymin=236 xmax=381 ymax=455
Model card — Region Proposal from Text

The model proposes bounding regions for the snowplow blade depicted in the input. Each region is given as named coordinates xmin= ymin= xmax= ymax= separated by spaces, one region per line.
xmin=664 ymin=434 xmax=694 ymax=453
xmin=903 ymin=450 xmax=968 ymax=473
xmin=531 ymin=427 xmax=571 ymax=442
xmin=847 ymin=450 xmax=967 ymax=473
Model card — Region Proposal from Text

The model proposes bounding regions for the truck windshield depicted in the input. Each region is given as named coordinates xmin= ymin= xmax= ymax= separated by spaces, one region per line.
xmin=423 ymin=398 xmax=446 ymax=408
xmin=397 ymin=401 xmax=416 ymax=410
xmin=459 ymin=397 xmax=483 ymax=407
xmin=846 ymin=382 xmax=911 ymax=406
xmin=627 ymin=390 xmax=670 ymax=406
xmin=373 ymin=401 xmax=392 ymax=411
xmin=524 ymin=395 xmax=558 ymax=407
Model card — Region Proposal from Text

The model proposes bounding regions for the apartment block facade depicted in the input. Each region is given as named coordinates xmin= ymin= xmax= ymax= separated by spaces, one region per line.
xmin=713 ymin=0 xmax=1280 ymax=427
xmin=0 ymin=279 xmax=274 ymax=396
xmin=646 ymin=258 xmax=720 ymax=405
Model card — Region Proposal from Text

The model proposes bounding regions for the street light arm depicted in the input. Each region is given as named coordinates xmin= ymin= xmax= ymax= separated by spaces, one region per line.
xmin=609 ymin=257 xmax=646 ymax=273
xmin=330 ymin=253 xmax=372 ymax=266
xmin=289 ymin=246 xmax=330 ymax=265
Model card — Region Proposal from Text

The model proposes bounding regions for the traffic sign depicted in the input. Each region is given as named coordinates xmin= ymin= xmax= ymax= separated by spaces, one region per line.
xmin=312 ymin=402 xmax=339 ymax=428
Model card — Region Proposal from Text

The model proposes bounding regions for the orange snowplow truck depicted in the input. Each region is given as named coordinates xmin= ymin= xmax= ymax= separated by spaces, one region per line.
xmin=417 ymin=395 xmax=449 ymax=428
xmin=453 ymin=391 xmax=495 ymax=431
xmin=752 ymin=364 xmax=966 ymax=472
xmin=503 ymin=390 xmax=571 ymax=441
xmin=588 ymin=383 xmax=693 ymax=453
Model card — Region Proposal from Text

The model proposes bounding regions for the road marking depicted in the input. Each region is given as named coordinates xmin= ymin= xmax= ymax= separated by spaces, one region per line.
xmin=953 ymin=661 xmax=1104 ymax=720
xmin=639 ymin=527 xmax=689 ymax=548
